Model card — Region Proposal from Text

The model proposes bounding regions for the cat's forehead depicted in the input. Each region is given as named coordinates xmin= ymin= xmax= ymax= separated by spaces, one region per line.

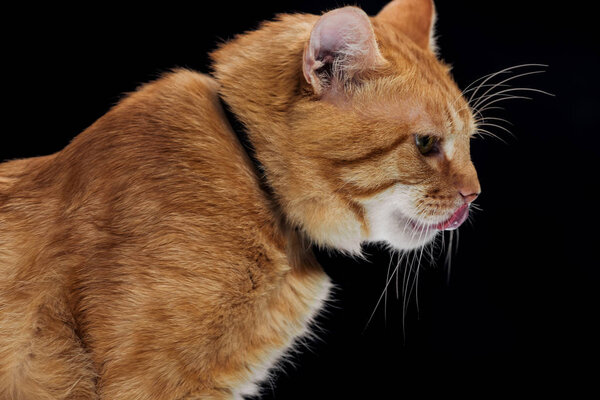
xmin=352 ymin=24 xmax=477 ymax=136
xmin=354 ymin=78 xmax=475 ymax=138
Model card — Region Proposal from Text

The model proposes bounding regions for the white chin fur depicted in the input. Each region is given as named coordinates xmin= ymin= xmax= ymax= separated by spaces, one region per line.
xmin=361 ymin=184 xmax=439 ymax=251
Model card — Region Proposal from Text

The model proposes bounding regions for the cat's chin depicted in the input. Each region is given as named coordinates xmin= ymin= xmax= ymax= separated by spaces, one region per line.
xmin=361 ymin=201 xmax=440 ymax=251
xmin=367 ymin=204 xmax=473 ymax=251
xmin=383 ymin=213 xmax=440 ymax=251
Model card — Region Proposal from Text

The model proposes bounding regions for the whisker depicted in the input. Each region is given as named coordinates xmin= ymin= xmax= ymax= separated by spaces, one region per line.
xmin=396 ymin=250 xmax=409 ymax=299
xmin=475 ymin=128 xmax=508 ymax=144
xmin=459 ymin=83 xmax=510 ymax=101
xmin=469 ymin=202 xmax=484 ymax=212
xmin=473 ymin=116 xmax=513 ymax=126
xmin=476 ymin=95 xmax=533 ymax=116
xmin=467 ymin=63 xmax=548 ymax=106
xmin=412 ymin=237 xmax=428 ymax=318
xmin=398 ymin=249 xmax=409 ymax=301
xmin=472 ymin=92 xmax=526 ymax=114
xmin=466 ymin=210 xmax=477 ymax=228
xmin=473 ymin=105 xmax=505 ymax=117
xmin=363 ymin=253 xmax=403 ymax=331
xmin=403 ymin=225 xmax=425 ymax=333
xmin=476 ymin=122 xmax=515 ymax=139
xmin=400 ymin=250 xmax=412 ymax=338
xmin=366 ymin=192 xmax=484 ymax=334
xmin=445 ymin=230 xmax=454 ymax=284
xmin=470 ymin=69 xmax=548 ymax=110
xmin=383 ymin=250 xmax=396 ymax=325
xmin=473 ymin=87 xmax=554 ymax=113
xmin=452 ymin=64 xmax=527 ymax=107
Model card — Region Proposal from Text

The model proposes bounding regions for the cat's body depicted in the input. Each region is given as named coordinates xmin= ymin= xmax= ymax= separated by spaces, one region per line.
xmin=0 ymin=1 xmax=481 ymax=398
xmin=0 ymin=71 xmax=329 ymax=399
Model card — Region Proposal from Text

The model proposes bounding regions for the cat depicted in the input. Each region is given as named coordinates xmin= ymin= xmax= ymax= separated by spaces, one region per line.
xmin=0 ymin=0 xmax=480 ymax=398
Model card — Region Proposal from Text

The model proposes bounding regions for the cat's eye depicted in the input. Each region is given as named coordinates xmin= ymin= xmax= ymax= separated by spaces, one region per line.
xmin=415 ymin=134 xmax=439 ymax=155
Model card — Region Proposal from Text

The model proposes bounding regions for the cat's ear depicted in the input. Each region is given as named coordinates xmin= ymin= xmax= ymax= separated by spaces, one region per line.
xmin=376 ymin=0 xmax=437 ymax=52
xmin=302 ymin=7 xmax=384 ymax=97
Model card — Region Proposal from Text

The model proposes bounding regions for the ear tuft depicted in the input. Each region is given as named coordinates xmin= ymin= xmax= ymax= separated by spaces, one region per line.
xmin=303 ymin=7 xmax=384 ymax=96
xmin=376 ymin=0 xmax=437 ymax=52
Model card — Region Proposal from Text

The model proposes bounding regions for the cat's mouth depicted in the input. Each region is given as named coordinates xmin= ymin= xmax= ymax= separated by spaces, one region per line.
xmin=409 ymin=204 xmax=470 ymax=232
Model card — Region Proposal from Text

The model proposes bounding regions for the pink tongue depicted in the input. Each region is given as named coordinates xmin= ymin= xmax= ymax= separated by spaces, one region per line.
xmin=435 ymin=204 xmax=470 ymax=231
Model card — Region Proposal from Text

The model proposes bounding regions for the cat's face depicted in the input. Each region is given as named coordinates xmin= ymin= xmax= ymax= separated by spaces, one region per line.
xmin=294 ymin=0 xmax=480 ymax=253
xmin=212 ymin=0 xmax=481 ymax=255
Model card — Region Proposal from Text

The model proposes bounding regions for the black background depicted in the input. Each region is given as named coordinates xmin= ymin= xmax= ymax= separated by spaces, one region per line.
xmin=3 ymin=0 xmax=598 ymax=397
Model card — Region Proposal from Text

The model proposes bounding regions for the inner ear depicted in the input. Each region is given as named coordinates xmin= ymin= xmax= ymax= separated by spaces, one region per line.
xmin=312 ymin=50 xmax=336 ymax=84
xmin=303 ymin=6 xmax=384 ymax=96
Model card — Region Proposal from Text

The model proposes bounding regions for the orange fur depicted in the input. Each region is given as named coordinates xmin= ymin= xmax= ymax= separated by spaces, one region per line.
xmin=1 ymin=1 xmax=479 ymax=398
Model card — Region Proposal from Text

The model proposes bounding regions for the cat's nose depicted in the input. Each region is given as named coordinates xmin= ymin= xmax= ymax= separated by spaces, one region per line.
xmin=456 ymin=163 xmax=480 ymax=204
xmin=460 ymin=187 xmax=480 ymax=204
xmin=458 ymin=177 xmax=480 ymax=204
xmin=460 ymin=191 xmax=479 ymax=204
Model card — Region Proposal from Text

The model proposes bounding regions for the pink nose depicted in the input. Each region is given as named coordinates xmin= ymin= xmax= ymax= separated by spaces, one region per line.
xmin=460 ymin=190 xmax=480 ymax=204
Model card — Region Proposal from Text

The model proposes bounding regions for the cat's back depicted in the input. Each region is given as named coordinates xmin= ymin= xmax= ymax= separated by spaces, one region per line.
xmin=0 ymin=69 xmax=267 ymax=234
xmin=0 ymin=69 xmax=281 ymax=293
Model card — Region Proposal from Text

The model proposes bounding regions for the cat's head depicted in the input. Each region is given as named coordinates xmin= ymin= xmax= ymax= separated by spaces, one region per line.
xmin=213 ymin=0 xmax=480 ymax=255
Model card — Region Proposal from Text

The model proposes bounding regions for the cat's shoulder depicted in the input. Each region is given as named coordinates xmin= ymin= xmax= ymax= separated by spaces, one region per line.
xmin=114 ymin=68 xmax=223 ymax=125
xmin=70 ymin=69 xmax=238 ymax=165
xmin=130 ymin=69 xmax=220 ymax=103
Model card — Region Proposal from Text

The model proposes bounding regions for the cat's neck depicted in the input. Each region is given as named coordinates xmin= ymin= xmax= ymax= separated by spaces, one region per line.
xmin=211 ymin=14 xmax=367 ymax=253
xmin=211 ymin=13 xmax=316 ymax=182
xmin=217 ymin=95 xmax=273 ymax=198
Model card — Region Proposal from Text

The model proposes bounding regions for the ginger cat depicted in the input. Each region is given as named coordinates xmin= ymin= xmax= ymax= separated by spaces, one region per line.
xmin=0 ymin=0 xmax=480 ymax=398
